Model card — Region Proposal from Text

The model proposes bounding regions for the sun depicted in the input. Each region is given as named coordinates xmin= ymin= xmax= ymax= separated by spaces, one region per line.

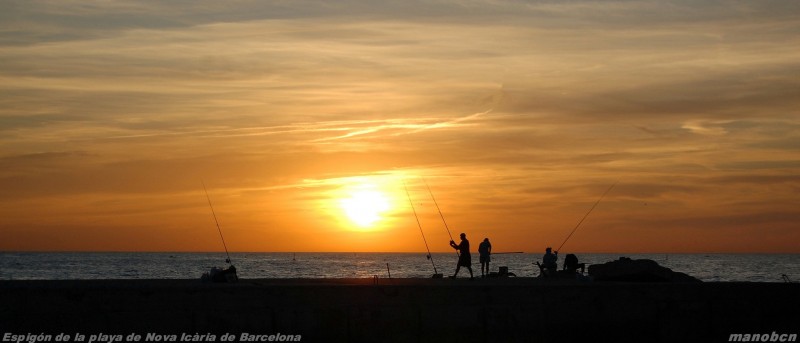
xmin=339 ymin=188 xmax=390 ymax=228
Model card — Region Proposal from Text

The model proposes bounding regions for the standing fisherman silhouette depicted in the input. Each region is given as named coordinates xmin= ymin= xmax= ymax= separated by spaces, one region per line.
xmin=478 ymin=238 xmax=492 ymax=278
xmin=450 ymin=233 xmax=474 ymax=279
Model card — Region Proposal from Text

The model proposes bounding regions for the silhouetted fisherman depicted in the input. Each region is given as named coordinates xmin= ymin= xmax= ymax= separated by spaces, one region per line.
xmin=563 ymin=253 xmax=585 ymax=274
xmin=450 ymin=233 xmax=473 ymax=279
xmin=203 ymin=265 xmax=238 ymax=283
xmin=478 ymin=238 xmax=492 ymax=278
xmin=542 ymin=247 xmax=558 ymax=275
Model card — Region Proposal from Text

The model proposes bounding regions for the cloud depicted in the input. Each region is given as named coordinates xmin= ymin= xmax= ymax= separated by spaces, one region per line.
xmin=1 ymin=0 xmax=798 ymax=252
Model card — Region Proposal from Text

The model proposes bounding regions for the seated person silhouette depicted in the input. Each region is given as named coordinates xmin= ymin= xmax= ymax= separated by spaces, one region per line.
xmin=562 ymin=253 xmax=585 ymax=274
xmin=542 ymin=247 xmax=558 ymax=275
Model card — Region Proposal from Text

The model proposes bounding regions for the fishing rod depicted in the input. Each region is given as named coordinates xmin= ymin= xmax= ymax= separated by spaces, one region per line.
xmin=421 ymin=177 xmax=459 ymax=257
xmin=202 ymin=181 xmax=232 ymax=265
xmin=403 ymin=181 xmax=440 ymax=277
xmin=556 ymin=181 xmax=618 ymax=252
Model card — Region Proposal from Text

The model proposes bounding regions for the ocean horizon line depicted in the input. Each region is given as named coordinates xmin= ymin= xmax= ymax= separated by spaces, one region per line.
xmin=3 ymin=250 xmax=799 ymax=255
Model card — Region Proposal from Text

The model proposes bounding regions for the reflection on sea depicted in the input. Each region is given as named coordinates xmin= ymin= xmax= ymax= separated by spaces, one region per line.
xmin=1 ymin=252 xmax=798 ymax=282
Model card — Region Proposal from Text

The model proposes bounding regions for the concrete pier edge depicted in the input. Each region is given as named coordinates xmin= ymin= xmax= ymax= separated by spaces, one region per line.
xmin=1 ymin=278 xmax=798 ymax=343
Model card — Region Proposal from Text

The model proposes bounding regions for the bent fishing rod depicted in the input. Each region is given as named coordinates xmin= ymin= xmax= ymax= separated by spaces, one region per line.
xmin=202 ymin=181 xmax=233 ymax=265
xmin=403 ymin=181 xmax=439 ymax=276
xmin=556 ymin=181 xmax=619 ymax=252
xmin=421 ymin=177 xmax=459 ymax=257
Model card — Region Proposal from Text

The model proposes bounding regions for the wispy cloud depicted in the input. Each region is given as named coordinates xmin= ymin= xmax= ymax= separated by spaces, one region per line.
xmin=1 ymin=0 xmax=798 ymax=252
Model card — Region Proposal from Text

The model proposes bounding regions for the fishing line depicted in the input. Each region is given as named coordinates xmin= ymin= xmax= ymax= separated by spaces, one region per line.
xmin=557 ymin=181 xmax=619 ymax=252
xmin=403 ymin=180 xmax=439 ymax=276
xmin=202 ymin=180 xmax=232 ymax=265
xmin=421 ymin=177 xmax=459 ymax=257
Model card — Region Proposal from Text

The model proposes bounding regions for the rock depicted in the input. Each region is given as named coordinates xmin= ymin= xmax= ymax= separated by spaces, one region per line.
xmin=588 ymin=257 xmax=701 ymax=283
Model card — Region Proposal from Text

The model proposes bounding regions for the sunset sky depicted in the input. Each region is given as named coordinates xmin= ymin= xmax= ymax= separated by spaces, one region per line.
xmin=1 ymin=0 xmax=798 ymax=253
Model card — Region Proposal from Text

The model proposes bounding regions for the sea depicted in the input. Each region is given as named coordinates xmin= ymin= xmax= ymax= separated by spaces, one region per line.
xmin=1 ymin=252 xmax=798 ymax=282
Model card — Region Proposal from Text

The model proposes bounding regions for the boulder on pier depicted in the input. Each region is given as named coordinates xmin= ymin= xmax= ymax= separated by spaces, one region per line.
xmin=588 ymin=257 xmax=701 ymax=282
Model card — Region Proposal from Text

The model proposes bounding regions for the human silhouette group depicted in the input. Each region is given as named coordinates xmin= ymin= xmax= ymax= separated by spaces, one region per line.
xmin=448 ymin=233 xmax=584 ymax=279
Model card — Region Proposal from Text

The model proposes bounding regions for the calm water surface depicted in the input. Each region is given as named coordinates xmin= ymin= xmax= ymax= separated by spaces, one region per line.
xmin=1 ymin=252 xmax=798 ymax=282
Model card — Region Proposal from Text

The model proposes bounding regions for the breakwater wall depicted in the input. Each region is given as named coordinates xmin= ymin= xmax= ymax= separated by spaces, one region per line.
xmin=1 ymin=278 xmax=798 ymax=343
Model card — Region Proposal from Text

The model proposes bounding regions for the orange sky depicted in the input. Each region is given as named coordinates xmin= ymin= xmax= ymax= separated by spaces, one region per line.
xmin=1 ymin=1 xmax=798 ymax=253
